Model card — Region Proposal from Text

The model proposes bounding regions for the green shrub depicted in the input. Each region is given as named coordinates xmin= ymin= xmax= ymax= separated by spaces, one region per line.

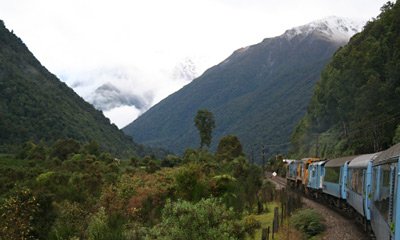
xmin=149 ymin=198 xmax=243 ymax=240
xmin=291 ymin=209 xmax=325 ymax=237
xmin=87 ymin=207 xmax=125 ymax=240
xmin=242 ymin=215 xmax=261 ymax=238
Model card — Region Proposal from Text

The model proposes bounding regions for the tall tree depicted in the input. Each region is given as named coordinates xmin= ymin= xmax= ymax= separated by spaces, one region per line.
xmin=194 ymin=109 xmax=215 ymax=149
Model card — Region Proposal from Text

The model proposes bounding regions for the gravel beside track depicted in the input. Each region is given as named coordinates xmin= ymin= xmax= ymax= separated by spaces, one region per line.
xmin=302 ymin=197 xmax=367 ymax=240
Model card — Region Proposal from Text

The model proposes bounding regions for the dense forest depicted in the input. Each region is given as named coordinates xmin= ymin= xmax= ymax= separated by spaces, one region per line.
xmin=0 ymin=137 xmax=277 ymax=239
xmin=291 ymin=1 xmax=400 ymax=158
xmin=0 ymin=20 xmax=161 ymax=157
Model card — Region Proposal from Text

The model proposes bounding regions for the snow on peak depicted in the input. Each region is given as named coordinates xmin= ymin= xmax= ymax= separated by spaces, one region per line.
xmin=283 ymin=16 xmax=365 ymax=42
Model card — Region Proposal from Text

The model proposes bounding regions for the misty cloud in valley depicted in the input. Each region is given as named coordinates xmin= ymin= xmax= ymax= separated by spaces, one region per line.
xmin=61 ymin=59 xmax=198 ymax=128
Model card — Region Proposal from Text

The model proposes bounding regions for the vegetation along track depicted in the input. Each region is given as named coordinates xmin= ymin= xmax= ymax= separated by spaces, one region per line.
xmin=266 ymin=173 xmax=368 ymax=240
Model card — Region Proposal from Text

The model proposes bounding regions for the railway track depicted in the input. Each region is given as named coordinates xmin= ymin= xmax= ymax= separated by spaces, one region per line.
xmin=265 ymin=172 xmax=287 ymax=189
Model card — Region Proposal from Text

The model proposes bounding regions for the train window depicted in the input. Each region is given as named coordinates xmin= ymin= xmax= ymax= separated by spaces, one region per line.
xmin=325 ymin=167 xmax=340 ymax=183
xmin=373 ymin=164 xmax=391 ymax=221
xmin=289 ymin=163 xmax=297 ymax=178
xmin=311 ymin=167 xmax=316 ymax=177
xmin=349 ymin=169 xmax=363 ymax=194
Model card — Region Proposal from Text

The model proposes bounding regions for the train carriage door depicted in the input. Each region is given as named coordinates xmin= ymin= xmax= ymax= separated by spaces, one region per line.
xmin=341 ymin=161 xmax=349 ymax=199
xmin=365 ymin=161 xmax=373 ymax=220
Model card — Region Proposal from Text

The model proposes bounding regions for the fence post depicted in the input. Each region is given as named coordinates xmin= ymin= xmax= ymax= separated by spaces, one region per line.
xmin=274 ymin=207 xmax=279 ymax=231
xmin=261 ymin=228 xmax=267 ymax=240
xmin=271 ymin=223 xmax=274 ymax=239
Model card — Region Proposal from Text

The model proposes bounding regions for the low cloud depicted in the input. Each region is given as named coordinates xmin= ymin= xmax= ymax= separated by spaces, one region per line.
xmin=90 ymin=83 xmax=149 ymax=111
xmin=59 ymin=60 xmax=199 ymax=128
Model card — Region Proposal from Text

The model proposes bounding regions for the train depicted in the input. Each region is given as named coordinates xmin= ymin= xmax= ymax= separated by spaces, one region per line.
xmin=285 ymin=143 xmax=400 ymax=240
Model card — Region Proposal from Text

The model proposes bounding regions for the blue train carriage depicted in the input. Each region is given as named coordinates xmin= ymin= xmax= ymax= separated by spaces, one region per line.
xmin=346 ymin=153 xmax=380 ymax=230
xmin=298 ymin=157 xmax=320 ymax=191
xmin=322 ymin=155 xmax=358 ymax=208
xmin=307 ymin=160 xmax=326 ymax=198
xmin=371 ymin=143 xmax=400 ymax=240
xmin=284 ymin=159 xmax=298 ymax=187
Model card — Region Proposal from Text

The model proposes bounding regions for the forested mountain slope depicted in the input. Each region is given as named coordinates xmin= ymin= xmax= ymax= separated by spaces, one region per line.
xmin=291 ymin=2 xmax=400 ymax=158
xmin=124 ymin=17 xmax=362 ymax=159
xmin=0 ymin=20 xmax=150 ymax=156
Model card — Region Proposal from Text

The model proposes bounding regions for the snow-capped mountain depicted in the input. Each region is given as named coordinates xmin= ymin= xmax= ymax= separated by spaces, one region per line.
xmin=124 ymin=16 xmax=363 ymax=157
xmin=283 ymin=16 xmax=365 ymax=42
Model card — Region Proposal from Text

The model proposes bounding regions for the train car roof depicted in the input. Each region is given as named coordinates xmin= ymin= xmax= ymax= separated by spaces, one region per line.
xmin=325 ymin=155 xmax=358 ymax=167
xmin=283 ymin=159 xmax=297 ymax=164
xmin=310 ymin=161 xmax=326 ymax=166
xmin=348 ymin=153 xmax=380 ymax=168
xmin=373 ymin=143 xmax=400 ymax=165
xmin=300 ymin=157 xmax=320 ymax=162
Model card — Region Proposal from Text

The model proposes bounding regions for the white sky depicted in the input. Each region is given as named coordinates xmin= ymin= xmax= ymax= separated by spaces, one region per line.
xmin=0 ymin=0 xmax=389 ymax=128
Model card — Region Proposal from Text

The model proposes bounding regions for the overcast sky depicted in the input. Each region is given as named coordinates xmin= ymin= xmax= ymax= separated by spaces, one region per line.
xmin=0 ymin=0 xmax=389 ymax=128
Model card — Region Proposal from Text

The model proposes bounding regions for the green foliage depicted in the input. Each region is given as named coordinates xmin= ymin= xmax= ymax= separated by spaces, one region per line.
xmin=161 ymin=154 xmax=182 ymax=167
xmin=0 ymin=188 xmax=40 ymax=240
xmin=258 ymin=180 xmax=276 ymax=203
xmin=216 ymin=135 xmax=244 ymax=163
xmin=87 ymin=207 xmax=125 ymax=240
xmin=291 ymin=1 xmax=400 ymax=157
xmin=149 ymin=198 xmax=244 ymax=240
xmin=49 ymin=201 xmax=88 ymax=240
xmin=194 ymin=109 xmax=216 ymax=149
xmin=242 ymin=215 xmax=261 ymax=238
xmin=36 ymin=171 xmax=56 ymax=185
xmin=84 ymin=140 xmax=101 ymax=156
xmin=393 ymin=124 xmax=400 ymax=144
xmin=51 ymin=139 xmax=81 ymax=161
xmin=266 ymin=154 xmax=286 ymax=177
xmin=0 ymin=139 xmax=266 ymax=239
xmin=291 ymin=209 xmax=325 ymax=237
xmin=17 ymin=141 xmax=47 ymax=160
xmin=174 ymin=163 xmax=209 ymax=201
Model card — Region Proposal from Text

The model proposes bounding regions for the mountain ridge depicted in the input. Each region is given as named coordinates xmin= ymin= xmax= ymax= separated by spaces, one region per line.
xmin=123 ymin=17 xmax=363 ymax=159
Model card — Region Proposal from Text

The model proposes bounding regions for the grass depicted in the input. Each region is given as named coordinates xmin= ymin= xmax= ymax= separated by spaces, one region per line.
xmin=245 ymin=202 xmax=278 ymax=240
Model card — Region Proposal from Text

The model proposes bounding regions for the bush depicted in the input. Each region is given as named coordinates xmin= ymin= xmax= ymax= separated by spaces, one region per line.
xmin=174 ymin=164 xmax=208 ymax=201
xmin=0 ymin=188 xmax=40 ymax=239
xmin=149 ymin=198 xmax=243 ymax=240
xmin=216 ymin=135 xmax=244 ymax=163
xmin=291 ymin=209 xmax=325 ymax=237
xmin=242 ymin=215 xmax=261 ymax=238
xmin=86 ymin=207 xmax=125 ymax=240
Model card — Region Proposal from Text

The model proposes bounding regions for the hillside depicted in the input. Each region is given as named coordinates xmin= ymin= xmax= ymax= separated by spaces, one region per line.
xmin=290 ymin=2 xmax=400 ymax=158
xmin=123 ymin=17 xmax=362 ymax=159
xmin=0 ymin=20 xmax=151 ymax=156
